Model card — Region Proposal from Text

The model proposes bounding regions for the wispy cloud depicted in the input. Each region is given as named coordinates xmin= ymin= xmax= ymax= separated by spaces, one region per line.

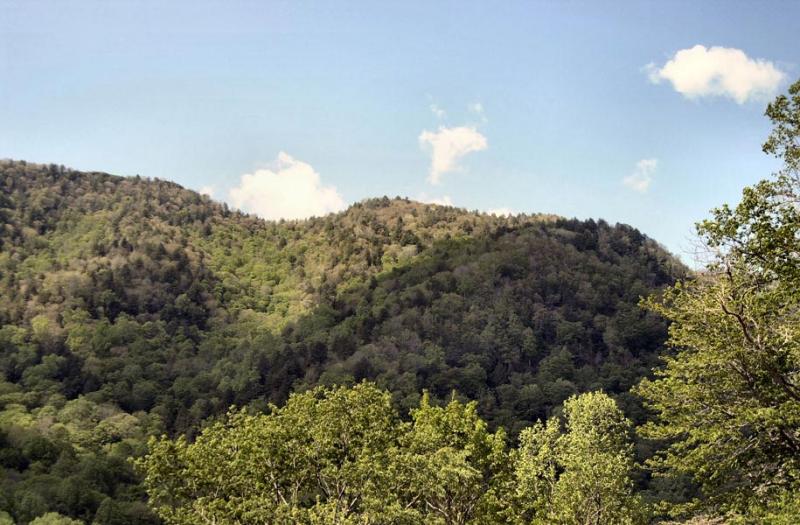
xmin=486 ymin=207 xmax=514 ymax=217
xmin=418 ymin=193 xmax=454 ymax=206
xmin=198 ymin=185 xmax=214 ymax=198
xmin=468 ymin=102 xmax=487 ymax=123
xmin=645 ymin=45 xmax=785 ymax=104
xmin=623 ymin=159 xmax=658 ymax=193
xmin=430 ymin=104 xmax=446 ymax=119
xmin=419 ymin=126 xmax=488 ymax=185
xmin=229 ymin=152 xmax=345 ymax=220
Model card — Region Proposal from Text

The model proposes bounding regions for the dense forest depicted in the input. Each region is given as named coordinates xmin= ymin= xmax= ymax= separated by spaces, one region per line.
xmin=1 ymin=80 xmax=798 ymax=524
xmin=0 ymin=155 xmax=681 ymax=523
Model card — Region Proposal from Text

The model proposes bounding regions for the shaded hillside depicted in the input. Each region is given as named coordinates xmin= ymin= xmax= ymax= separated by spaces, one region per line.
xmin=0 ymin=159 xmax=686 ymax=523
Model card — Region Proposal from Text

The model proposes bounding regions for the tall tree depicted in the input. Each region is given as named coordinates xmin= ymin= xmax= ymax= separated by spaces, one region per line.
xmin=137 ymin=383 xmax=407 ymax=524
xmin=512 ymin=391 xmax=644 ymax=525
xmin=636 ymin=79 xmax=800 ymax=519
xmin=397 ymin=393 xmax=510 ymax=525
xmin=138 ymin=383 xmax=517 ymax=525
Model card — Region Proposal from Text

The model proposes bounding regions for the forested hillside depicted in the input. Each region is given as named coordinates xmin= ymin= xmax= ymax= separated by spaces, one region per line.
xmin=0 ymin=158 xmax=685 ymax=523
xmin=133 ymin=79 xmax=800 ymax=524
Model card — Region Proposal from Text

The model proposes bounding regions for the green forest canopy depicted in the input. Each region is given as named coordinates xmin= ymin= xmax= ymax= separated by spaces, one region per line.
xmin=0 ymin=157 xmax=681 ymax=524
xmin=1 ymin=79 xmax=798 ymax=524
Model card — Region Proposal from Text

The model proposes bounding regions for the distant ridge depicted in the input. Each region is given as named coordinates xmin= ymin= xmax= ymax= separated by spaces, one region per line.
xmin=0 ymin=159 xmax=685 ymax=520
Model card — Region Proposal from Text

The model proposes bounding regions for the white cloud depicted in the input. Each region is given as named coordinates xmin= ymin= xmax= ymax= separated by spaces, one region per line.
xmin=430 ymin=104 xmax=446 ymax=119
xmin=418 ymin=193 xmax=454 ymax=206
xmin=228 ymin=152 xmax=346 ymax=220
xmin=646 ymin=45 xmax=785 ymax=103
xmin=487 ymin=207 xmax=515 ymax=217
xmin=198 ymin=185 xmax=214 ymax=197
xmin=623 ymin=158 xmax=658 ymax=193
xmin=468 ymin=102 xmax=487 ymax=123
xmin=419 ymin=126 xmax=488 ymax=185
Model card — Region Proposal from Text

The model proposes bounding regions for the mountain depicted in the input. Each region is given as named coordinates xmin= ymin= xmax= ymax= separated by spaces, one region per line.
xmin=0 ymin=159 xmax=686 ymax=523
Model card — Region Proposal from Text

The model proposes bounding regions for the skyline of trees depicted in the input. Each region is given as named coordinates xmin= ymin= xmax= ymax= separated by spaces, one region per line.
xmin=1 ymin=78 xmax=798 ymax=525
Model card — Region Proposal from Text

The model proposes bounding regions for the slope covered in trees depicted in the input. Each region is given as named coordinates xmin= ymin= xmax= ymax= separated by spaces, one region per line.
xmin=0 ymin=158 xmax=684 ymax=522
xmin=135 ymin=77 xmax=800 ymax=525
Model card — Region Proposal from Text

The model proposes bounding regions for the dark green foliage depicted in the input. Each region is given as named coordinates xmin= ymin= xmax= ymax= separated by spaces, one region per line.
xmin=0 ymin=159 xmax=682 ymax=523
xmin=290 ymin=218 xmax=679 ymax=435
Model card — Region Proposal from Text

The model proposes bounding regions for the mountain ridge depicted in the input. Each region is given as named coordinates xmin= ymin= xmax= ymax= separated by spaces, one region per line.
xmin=1 ymin=158 xmax=685 ymax=523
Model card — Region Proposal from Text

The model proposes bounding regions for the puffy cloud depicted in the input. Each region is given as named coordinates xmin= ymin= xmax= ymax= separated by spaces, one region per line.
xmin=646 ymin=45 xmax=785 ymax=103
xmin=623 ymin=158 xmax=658 ymax=193
xmin=419 ymin=126 xmax=488 ymax=185
xmin=198 ymin=185 xmax=214 ymax=197
xmin=228 ymin=152 xmax=345 ymax=220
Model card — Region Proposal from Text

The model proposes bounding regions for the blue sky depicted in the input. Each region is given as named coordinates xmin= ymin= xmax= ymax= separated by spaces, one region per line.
xmin=1 ymin=1 xmax=798 ymax=261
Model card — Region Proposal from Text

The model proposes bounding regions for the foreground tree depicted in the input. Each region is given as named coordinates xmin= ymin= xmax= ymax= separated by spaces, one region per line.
xmin=637 ymin=79 xmax=800 ymax=520
xmin=398 ymin=393 xmax=510 ymax=525
xmin=29 ymin=513 xmax=84 ymax=525
xmin=137 ymin=383 xmax=407 ymax=524
xmin=138 ymin=384 xmax=512 ymax=525
xmin=139 ymin=383 xmax=650 ymax=524
xmin=512 ymin=391 xmax=644 ymax=524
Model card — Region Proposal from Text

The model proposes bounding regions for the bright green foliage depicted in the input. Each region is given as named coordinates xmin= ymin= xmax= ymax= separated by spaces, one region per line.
xmin=724 ymin=489 xmax=800 ymax=525
xmin=638 ymin=272 xmax=800 ymax=515
xmin=398 ymin=393 xmax=510 ymax=524
xmin=138 ymin=383 xmax=409 ymax=524
xmin=0 ymin=159 xmax=681 ymax=521
xmin=763 ymin=78 xmax=800 ymax=174
xmin=137 ymin=384 xmax=511 ymax=525
xmin=138 ymin=385 xmax=648 ymax=525
xmin=29 ymin=513 xmax=84 ymax=525
xmin=637 ymin=78 xmax=800 ymax=519
xmin=512 ymin=391 xmax=644 ymax=525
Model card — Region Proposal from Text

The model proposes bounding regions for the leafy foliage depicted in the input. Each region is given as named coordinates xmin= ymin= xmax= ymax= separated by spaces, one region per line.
xmin=0 ymin=158 xmax=680 ymax=522
xmin=6 ymin=77 xmax=800 ymax=522
xmin=139 ymin=383 xmax=406 ymax=524
xmin=399 ymin=392 xmax=510 ymax=524
xmin=512 ymin=391 xmax=644 ymax=524
xmin=637 ymin=78 xmax=800 ymax=521
xmin=138 ymin=383 xmax=639 ymax=525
